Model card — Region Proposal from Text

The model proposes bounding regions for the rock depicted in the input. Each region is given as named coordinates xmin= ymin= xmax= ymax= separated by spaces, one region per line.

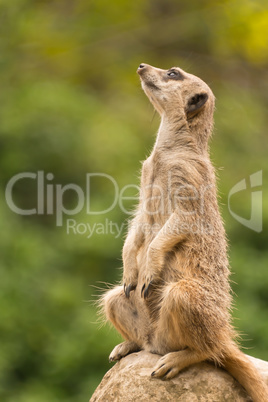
xmin=90 ymin=351 xmax=268 ymax=401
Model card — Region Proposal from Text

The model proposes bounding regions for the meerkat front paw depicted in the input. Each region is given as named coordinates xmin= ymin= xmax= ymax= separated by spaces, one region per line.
xmin=109 ymin=341 xmax=140 ymax=362
xmin=123 ymin=270 xmax=138 ymax=298
xmin=140 ymin=268 xmax=159 ymax=299
xmin=141 ymin=247 xmax=163 ymax=298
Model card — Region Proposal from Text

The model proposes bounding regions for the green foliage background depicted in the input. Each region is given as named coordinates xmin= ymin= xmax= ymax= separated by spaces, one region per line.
xmin=0 ymin=0 xmax=268 ymax=400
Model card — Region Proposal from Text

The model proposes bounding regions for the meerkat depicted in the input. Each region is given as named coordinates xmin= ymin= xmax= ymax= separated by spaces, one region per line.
xmin=102 ymin=63 xmax=268 ymax=401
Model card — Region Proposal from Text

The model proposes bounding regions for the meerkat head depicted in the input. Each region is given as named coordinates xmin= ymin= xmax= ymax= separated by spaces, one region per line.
xmin=137 ymin=63 xmax=215 ymax=127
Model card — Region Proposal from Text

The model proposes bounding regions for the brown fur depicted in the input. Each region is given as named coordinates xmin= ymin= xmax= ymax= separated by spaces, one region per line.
xmin=102 ymin=64 xmax=268 ymax=401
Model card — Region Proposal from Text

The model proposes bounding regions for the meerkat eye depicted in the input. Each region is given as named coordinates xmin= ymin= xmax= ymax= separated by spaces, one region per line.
xmin=167 ymin=71 xmax=177 ymax=77
xmin=166 ymin=69 xmax=186 ymax=81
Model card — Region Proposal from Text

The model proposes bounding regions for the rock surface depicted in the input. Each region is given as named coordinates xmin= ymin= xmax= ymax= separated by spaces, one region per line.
xmin=90 ymin=351 xmax=268 ymax=402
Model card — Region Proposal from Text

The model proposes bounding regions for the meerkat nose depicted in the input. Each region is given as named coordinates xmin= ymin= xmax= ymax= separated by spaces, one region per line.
xmin=137 ymin=63 xmax=147 ymax=74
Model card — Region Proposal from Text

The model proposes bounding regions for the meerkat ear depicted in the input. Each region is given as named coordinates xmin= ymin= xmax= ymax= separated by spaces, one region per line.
xmin=186 ymin=93 xmax=208 ymax=119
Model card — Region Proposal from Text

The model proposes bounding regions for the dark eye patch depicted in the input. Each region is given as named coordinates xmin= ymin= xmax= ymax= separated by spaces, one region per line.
xmin=165 ymin=69 xmax=185 ymax=81
xmin=167 ymin=70 xmax=177 ymax=77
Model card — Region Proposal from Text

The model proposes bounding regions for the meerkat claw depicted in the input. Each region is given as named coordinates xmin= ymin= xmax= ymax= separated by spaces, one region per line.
xmin=162 ymin=368 xmax=173 ymax=380
xmin=141 ymin=281 xmax=153 ymax=298
xmin=124 ymin=283 xmax=136 ymax=298
xmin=143 ymin=283 xmax=151 ymax=298
xmin=141 ymin=283 xmax=145 ymax=296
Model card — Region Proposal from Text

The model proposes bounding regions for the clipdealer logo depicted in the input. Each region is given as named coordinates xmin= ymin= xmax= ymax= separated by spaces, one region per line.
xmin=5 ymin=172 xmax=136 ymax=226
xmin=5 ymin=170 xmax=263 ymax=233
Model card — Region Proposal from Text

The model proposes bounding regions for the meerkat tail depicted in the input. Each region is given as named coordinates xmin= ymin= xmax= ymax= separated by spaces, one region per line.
xmin=223 ymin=344 xmax=268 ymax=402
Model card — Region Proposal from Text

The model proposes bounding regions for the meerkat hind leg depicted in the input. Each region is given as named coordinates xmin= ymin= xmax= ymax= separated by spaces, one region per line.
xmin=104 ymin=286 xmax=139 ymax=340
xmin=109 ymin=340 xmax=140 ymax=362
xmin=103 ymin=286 xmax=149 ymax=358
xmin=151 ymin=348 xmax=208 ymax=380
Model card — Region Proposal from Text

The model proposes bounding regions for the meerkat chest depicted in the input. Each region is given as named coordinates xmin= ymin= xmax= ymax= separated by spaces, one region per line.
xmin=140 ymin=156 xmax=170 ymax=220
